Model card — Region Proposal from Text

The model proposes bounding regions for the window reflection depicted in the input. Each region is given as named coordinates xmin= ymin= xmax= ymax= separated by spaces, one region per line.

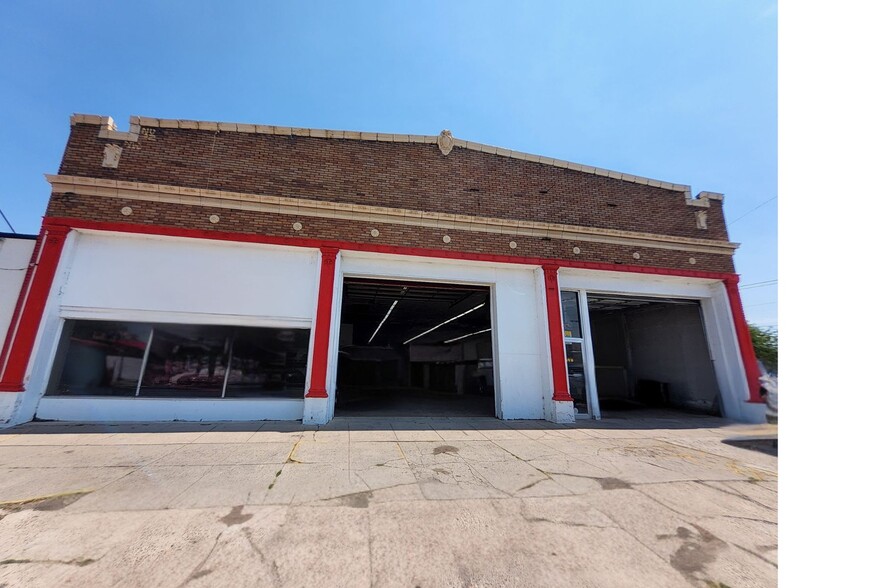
xmin=565 ymin=341 xmax=587 ymax=404
xmin=561 ymin=291 xmax=582 ymax=338
xmin=225 ymin=327 xmax=310 ymax=398
xmin=139 ymin=325 xmax=230 ymax=398
xmin=48 ymin=320 xmax=310 ymax=399
xmin=48 ymin=321 xmax=151 ymax=396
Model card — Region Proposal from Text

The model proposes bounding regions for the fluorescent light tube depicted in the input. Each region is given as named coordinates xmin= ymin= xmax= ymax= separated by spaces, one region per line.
xmin=368 ymin=300 xmax=398 ymax=344
xmin=443 ymin=328 xmax=491 ymax=344
xmin=403 ymin=303 xmax=485 ymax=345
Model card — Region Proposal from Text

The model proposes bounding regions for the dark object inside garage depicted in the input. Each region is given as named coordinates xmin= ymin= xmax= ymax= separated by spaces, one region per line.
xmin=335 ymin=278 xmax=495 ymax=416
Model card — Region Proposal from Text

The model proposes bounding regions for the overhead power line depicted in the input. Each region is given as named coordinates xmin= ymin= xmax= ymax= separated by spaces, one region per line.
xmin=0 ymin=207 xmax=16 ymax=233
xmin=728 ymin=196 xmax=778 ymax=226
xmin=740 ymin=279 xmax=778 ymax=290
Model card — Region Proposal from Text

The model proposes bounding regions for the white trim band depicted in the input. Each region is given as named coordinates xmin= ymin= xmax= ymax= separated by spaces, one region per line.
xmin=47 ymin=175 xmax=739 ymax=256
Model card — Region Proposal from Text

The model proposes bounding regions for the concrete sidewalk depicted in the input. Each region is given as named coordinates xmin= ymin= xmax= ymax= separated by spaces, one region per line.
xmin=0 ymin=415 xmax=777 ymax=587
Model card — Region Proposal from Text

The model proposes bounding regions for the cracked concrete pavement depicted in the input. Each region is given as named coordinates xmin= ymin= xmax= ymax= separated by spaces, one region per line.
xmin=0 ymin=414 xmax=777 ymax=587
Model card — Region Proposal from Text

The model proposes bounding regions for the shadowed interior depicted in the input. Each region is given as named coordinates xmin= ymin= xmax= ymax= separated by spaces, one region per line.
xmin=585 ymin=295 xmax=721 ymax=415
xmin=335 ymin=278 xmax=495 ymax=416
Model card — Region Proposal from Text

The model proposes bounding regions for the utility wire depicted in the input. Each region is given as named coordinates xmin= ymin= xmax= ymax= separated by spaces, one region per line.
xmin=740 ymin=279 xmax=778 ymax=290
xmin=728 ymin=196 xmax=777 ymax=226
xmin=0 ymin=207 xmax=16 ymax=233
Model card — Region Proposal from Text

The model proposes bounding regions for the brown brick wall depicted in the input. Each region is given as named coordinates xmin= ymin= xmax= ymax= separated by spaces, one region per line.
xmin=57 ymin=123 xmax=731 ymax=242
xmin=47 ymin=193 xmax=736 ymax=274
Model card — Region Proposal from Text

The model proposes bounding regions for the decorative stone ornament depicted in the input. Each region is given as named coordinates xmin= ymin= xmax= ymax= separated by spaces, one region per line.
xmin=102 ymin=144 xmax=123 ymax=168
xmin=437 ymin=130 xmax=454 ymax=156
xmin=689 ymin=257 xmax=697 ymax=265
xmin=632 ymin=252 xmax=641 ymax=260
xmin=292 ymin=222 xmax=303 ymax=231
xmin=120 ymin=206 xmax=133 ymax=216
xmin=209 ymin=214 xmax=220 ymax=224
xmin=696 ymin=210 xmax=708 ymax=230
xmin=509 ymin=241 xmax=517 ymax=249
xmin=572 ymin=246 xmax=581 ymax=254
xmin=442 ymin=235 xmax=451 ymax=243
xmin=370 ymin=228 xmax=380 ymax=237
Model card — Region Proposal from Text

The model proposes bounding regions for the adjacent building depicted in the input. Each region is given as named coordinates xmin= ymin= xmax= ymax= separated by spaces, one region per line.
xmin=0 ymin=114 xmax=764 ymax=425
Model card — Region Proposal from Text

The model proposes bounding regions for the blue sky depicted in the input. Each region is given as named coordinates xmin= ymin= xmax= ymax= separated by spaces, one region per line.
xmin=0 ymin=1 xmax=777 ymax=327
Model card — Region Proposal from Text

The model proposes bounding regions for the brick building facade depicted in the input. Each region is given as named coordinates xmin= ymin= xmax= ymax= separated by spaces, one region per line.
xmin=0 ymin=115 xmax=763 ymax=424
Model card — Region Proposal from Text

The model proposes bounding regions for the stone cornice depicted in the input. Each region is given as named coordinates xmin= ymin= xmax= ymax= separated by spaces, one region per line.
xmin=47 ymin=174 xmax=739 ymax=256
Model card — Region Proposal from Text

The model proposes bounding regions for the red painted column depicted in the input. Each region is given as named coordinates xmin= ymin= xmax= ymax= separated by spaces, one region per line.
xmin=306 ymin=247 xmax=339 ymax=398
xmin=724 ymin=276 xmax=763 ymax=403
xmin=0 ymin=223 xmax=71 ymax=392
xmin=542 ymin=265 xmax=573 ymax=402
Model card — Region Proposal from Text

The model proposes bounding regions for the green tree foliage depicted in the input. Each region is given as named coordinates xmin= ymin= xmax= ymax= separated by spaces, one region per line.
xmin=749 ymin=324 xmax=778 ymax=373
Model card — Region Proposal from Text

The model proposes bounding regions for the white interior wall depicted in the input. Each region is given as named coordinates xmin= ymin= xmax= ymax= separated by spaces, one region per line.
xmin=589 ymin=313 xmax=630 ymax=401
xmin=337 ymin=252 xmax=549 ymax=420
xmin=18 ymin=231 xmax=320 ymax=423
xmin=623 ymin=303 xmax=721 ymax=412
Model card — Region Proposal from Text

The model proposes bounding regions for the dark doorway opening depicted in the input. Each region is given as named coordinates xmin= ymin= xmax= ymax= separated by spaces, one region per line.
xmin=335 ymin=278 xmax=495 ymax=416
xmin=586 ymin=295 xmax=721 ymax=416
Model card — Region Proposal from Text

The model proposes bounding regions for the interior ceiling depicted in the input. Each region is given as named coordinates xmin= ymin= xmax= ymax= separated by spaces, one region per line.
xmin=342 ymin=278 xmax=491 ymax=347
xmin=586 ymin=294 xmax=699 ymax=312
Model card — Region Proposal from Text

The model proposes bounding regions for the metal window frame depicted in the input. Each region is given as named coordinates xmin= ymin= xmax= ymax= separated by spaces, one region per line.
xmin=561 ymin=290 xmax=602 ymax=420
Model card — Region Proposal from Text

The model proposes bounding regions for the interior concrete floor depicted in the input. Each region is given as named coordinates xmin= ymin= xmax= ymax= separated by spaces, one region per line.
xmin=335 ymin=388 xmax=495 ymax=417
xmin=591 ymin=406 xmax=729 ymax=424
xmin=0 ymin=416 xmax=777 ymax=587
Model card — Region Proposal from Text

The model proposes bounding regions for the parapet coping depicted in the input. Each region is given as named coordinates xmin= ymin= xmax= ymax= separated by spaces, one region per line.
xmin=70 ymin=114 xmax=725 ymax=209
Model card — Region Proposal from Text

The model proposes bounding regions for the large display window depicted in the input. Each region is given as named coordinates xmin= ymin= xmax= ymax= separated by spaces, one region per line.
xmin=47 ymin=320 xmax=310 ymax=399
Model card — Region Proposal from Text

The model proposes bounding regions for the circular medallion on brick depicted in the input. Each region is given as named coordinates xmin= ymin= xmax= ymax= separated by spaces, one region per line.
xmin=632 ymin=252 xmax=641 ymax=260
xmin=442 ymin=235 xmax=451 ymax=244
xmin=120 ymin=206 xmax=133 ymax=216
xmin=572 ymin=246 xmax=581 ymax=254
xmin=292 ymin=222 xmax=303 ymax=231
xmin=209 ymin=214 xmax=220 ymax=224
xmin=689 ymin=257 xmax=697 ymax=265
xmin=370 ymin=228 xmax=380 ymax=237
xmin=509 ymin=241 xmax=517 ymax=249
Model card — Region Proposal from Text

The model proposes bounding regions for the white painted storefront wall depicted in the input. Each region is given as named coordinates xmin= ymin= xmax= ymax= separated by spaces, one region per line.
xmin=0 ymin=236 xmax=36 ymax=422
xmin=59 ymin=232 xmax=317 ymax=320
xmin=20 ymin=231 xmax=317 ymax=423
xmin=8 ymin=230 xmax=762 ymax=424
xmin=0 ymin=237 xmax=36 ymax=362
